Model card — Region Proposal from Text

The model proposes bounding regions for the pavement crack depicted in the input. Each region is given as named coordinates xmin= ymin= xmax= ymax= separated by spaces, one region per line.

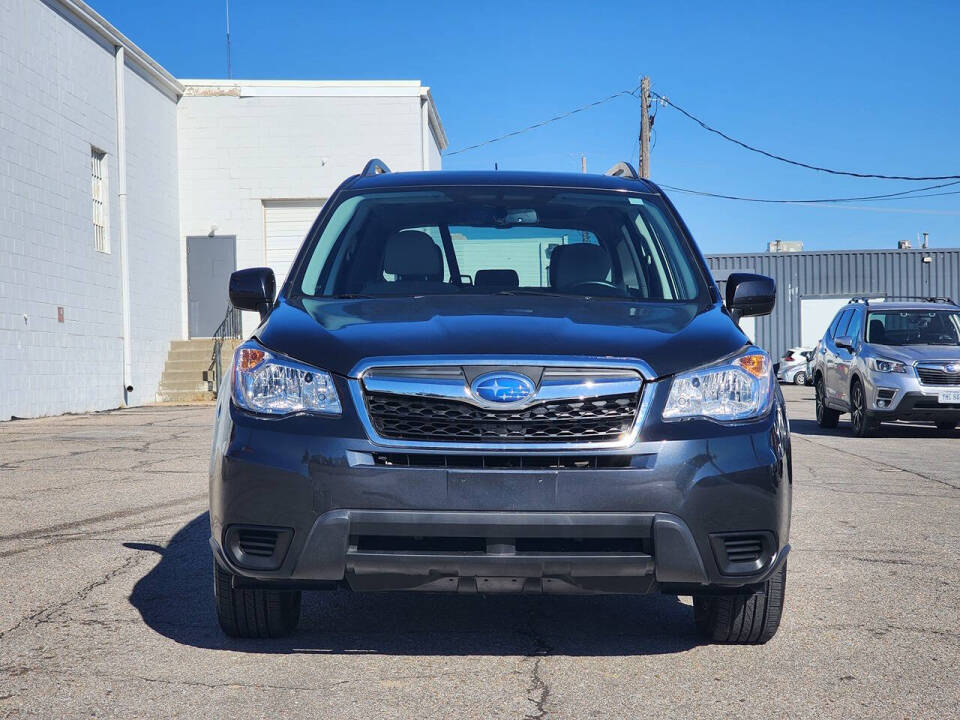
xmin=793 ymin=434 xmax=960 ymax=490
xmin=518 ymin=608 xmax=553 ymax=720
xmin=0 ymin=552 xmax=145 ymax=640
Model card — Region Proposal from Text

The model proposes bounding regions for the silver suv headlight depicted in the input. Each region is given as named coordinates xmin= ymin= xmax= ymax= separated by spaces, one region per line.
xmin=663 ymin=347 xmax=774 ymax=422
xmin=868 ymin=357 xmax=908 ymax=373
xmin=232 ymin=341 xmax=342 ymax=416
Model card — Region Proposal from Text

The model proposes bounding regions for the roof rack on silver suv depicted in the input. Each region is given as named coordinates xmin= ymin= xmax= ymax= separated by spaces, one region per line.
xmin=361 ymin=159 xmax=391 ymax=177
xmin=605 ymin=162 xmax=640 ymax=179
xmin=849 ymin=295 xmax=956 ymax=306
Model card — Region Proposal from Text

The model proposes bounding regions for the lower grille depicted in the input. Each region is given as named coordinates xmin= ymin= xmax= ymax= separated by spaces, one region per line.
xmin=722 ymin=537 xmax=764 ymax=564
xmin=371 ymin=452 xmax=654 ymax=470
xmin=709 ymin=531 xmax=775 ymax=575
xmin=236 ymin=528 xmax=280 ymax=557
xmin=917 ymin=367 xmax=960 ymax=386
xmin=224 ymin=525 xmax=293 ymax=570
xmin=365 ymin=392 xmax=640 ymax=443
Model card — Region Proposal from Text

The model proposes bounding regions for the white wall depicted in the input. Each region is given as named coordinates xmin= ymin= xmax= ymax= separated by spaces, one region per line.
xmin=0 ymin=0 xmax=181 ymax=420
xmin=177 ymin=82 xmax=445 ymax=336
xmin=124 ymin=65 xmax=182 ymax=405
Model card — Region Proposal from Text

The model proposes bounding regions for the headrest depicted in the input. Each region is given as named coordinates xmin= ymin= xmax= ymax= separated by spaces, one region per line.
xmin=868 ymin=319 xmax=885 ymax=340
xmin=549 ymin=243 xmax=612 ymax=289
xmin=475 ymin=269 xmax=520 ymax=290
xmin=383 ymin=230 xmax=443 ymax=278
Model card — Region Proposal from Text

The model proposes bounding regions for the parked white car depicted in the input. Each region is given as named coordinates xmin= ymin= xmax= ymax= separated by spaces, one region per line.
xmin=777 ymin=346 xmax=813 ymax=385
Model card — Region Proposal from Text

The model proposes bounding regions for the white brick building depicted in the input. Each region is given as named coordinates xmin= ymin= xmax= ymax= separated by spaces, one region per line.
xmin=178 ymin=80 xmax=446 ymax=337
xmin=0 ymin=0 xmax=447 ymax=420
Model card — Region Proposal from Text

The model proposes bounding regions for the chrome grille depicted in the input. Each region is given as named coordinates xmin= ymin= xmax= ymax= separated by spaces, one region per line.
xmin=357 ymin=362 xmax=645 ymax=447
xmin=917 ymin=364 xmax=960 ymax=386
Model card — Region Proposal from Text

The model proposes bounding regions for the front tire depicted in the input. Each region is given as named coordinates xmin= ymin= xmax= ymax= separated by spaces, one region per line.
xmin=850 ymin=380 xmax=878 ymax=438
xmin=793 ymin=371 xmax=807 ymax=386
xmin=815 ymin=377 xmax=840 ymax=429
xmin=693 ymin=562 xmax=787 ymax=644
xmin=214 ymin=560 xmax=301 ymax=638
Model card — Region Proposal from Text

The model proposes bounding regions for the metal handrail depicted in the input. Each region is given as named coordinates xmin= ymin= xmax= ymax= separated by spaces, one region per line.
xmin=208 ymin=305 xmax=243 ymax=396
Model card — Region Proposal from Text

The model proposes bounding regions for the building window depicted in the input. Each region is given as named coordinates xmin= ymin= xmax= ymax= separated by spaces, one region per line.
xmin=91 ymin=148 xmax=109 ymax=253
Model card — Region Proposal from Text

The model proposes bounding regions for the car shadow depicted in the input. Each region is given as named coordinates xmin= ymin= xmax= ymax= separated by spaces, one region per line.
xmin=790 ymin=418 xmax=957 ymax=438
xmin=126 ymin=513 xmax=703 ymax=656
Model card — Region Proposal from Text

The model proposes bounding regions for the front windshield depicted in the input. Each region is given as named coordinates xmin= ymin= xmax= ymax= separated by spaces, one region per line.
xmin=294 ymin=187 xmax=707 ymax=301
xmin=866 ymin=310 xmax=960 ymax=346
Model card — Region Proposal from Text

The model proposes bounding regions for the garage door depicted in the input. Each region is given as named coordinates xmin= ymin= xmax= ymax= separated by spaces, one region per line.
xmin=263 ymin=199 xmax=326 ymax=290
xmin=800 ymin=297 xmax=852 ymax=347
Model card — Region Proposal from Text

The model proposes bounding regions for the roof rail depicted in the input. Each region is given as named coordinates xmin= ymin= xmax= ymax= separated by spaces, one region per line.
xmin=849 ymin=295 xmax=957 ymax=306
xmin=605 ymin=161 xmax=639 ymax=180
xmin=361 ymin=158 xmax=391 ymax=177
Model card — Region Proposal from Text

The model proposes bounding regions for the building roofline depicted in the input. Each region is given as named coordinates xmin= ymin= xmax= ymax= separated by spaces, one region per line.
xmin=706 ymin=246 xmax=960 ymax=258
xmin=180 ymin=79 xmax=449 ymax=151
xmin=50 ymin=0 xmax=183 ymax=98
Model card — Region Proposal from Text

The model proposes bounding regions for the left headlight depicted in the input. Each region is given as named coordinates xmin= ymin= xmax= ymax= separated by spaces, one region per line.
xmin=868 ymin=357 xmax=908 ymax=373
xmin=232 ymin=341 xmax=342 ymax=416
xmin=663 ymin=348 xmax=774 ymax=422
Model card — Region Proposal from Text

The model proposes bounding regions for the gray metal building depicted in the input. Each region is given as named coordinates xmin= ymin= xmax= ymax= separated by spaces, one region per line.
xmin=706 ymin=247 xmax=960 ymax=361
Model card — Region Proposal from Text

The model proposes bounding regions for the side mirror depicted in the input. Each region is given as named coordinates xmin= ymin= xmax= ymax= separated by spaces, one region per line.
xmin=726 ymin=273 xmax=776 ymax=320
xmin=835 ymin=336 xmax=854 ymax=352
xmin=229 ymin=267 xmax=276 ymax=320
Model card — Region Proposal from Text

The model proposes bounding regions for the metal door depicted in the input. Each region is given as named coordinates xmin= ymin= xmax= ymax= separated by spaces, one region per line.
xmin=187 ymin=235 xmax=236 ymax=338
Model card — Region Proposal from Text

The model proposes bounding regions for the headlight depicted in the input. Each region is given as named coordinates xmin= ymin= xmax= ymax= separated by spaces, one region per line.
xmin=868 ymin=357 xmax=908 ymax=373
xmin=663 ymin=348 xmax=773 ymax=422
xmin=232 ymin=341 xmax=341 ymax=416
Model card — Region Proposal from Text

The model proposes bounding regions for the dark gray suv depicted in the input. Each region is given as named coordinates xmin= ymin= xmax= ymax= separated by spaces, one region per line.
xmin=209 ymin=161 xmax=792 ymax=644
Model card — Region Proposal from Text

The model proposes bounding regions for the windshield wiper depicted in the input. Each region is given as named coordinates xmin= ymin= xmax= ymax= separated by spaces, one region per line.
xmin=493 ymin=289 xmax=571 ymax=298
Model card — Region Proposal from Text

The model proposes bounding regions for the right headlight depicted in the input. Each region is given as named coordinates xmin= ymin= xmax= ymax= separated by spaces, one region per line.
xmin=662 ymin=348 xmax=774 ymax=422
xmin=232 ymin=341 xmax=342 ymax=417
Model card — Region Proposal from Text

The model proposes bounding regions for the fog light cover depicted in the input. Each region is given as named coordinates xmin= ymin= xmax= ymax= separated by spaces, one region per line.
xmin=663 ymin=348 xmax=773 ymax=422
xmin=232 ymin=342 xmax=341 ymax=416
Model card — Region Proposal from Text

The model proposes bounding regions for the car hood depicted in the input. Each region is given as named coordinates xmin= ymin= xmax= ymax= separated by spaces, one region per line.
xmin=255 ymin=295 xmax=748 ymax=379
xmin=869 ymin=343 xmax=960 ymax=364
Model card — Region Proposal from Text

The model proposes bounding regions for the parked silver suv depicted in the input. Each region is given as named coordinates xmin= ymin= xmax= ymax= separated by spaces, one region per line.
xmin=812 ymin=296 xmax=960 ymax=437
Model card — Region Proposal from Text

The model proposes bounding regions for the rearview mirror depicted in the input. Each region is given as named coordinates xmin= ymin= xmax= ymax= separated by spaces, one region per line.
xmin=725 ymin=273 xmax=776 ymax=320
xmin=229 ymin=267 xmax=276 ymax=320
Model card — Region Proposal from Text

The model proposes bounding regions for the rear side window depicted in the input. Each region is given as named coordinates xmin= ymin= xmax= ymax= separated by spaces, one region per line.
xmin=828 ymin=309 xmax=849 ymax=339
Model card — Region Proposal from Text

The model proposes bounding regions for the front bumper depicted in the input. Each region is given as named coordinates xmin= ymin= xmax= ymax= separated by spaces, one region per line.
xmin=209 ymin=380 xmax=792 ymax=594
xmin=863 ymin=370 xmax=960 ymax=421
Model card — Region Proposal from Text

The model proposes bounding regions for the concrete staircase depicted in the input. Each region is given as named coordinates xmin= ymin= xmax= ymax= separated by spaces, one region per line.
xmin=157 ymin=338 xmax=241 ymax=403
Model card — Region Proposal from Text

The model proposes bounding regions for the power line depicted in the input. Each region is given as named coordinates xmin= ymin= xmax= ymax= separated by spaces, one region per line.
xmin=444 ymin=85 xmax=641 ymax=157
xmin=649 ymin=91 xmax=960 ymax=181
xmin=659 ymin=181 xmax=960 ymax=204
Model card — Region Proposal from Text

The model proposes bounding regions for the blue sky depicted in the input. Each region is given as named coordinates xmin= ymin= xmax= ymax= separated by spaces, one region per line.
xmin=94 ymin=0 xmax=960 ymax=254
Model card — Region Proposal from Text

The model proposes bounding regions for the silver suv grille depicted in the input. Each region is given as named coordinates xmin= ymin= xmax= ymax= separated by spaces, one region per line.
xmin=917 ymin=363 xmax=960 ymax=386
xmin=356 ymin=363 xmax=645 ymax=448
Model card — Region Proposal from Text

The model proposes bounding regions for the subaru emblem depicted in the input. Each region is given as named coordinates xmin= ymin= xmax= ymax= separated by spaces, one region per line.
xmin=946 ymin=363 xmax=960 ymax=373
xmin=471 ymin=372 xmax=535 ymax=405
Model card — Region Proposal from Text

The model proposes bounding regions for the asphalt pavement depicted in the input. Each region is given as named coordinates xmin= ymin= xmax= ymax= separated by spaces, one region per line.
xmin=1 ymin=386 xmax=957 ymax=719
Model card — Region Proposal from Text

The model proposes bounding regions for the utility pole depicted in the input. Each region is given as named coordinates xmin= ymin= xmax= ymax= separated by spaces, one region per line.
xmin=639 ymin=76 xmax=651 ymax=178
xmin=581 ymin=154 xmax=587 ymax=174
xmin=225 ymin=0 xmax=232 ymax=79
